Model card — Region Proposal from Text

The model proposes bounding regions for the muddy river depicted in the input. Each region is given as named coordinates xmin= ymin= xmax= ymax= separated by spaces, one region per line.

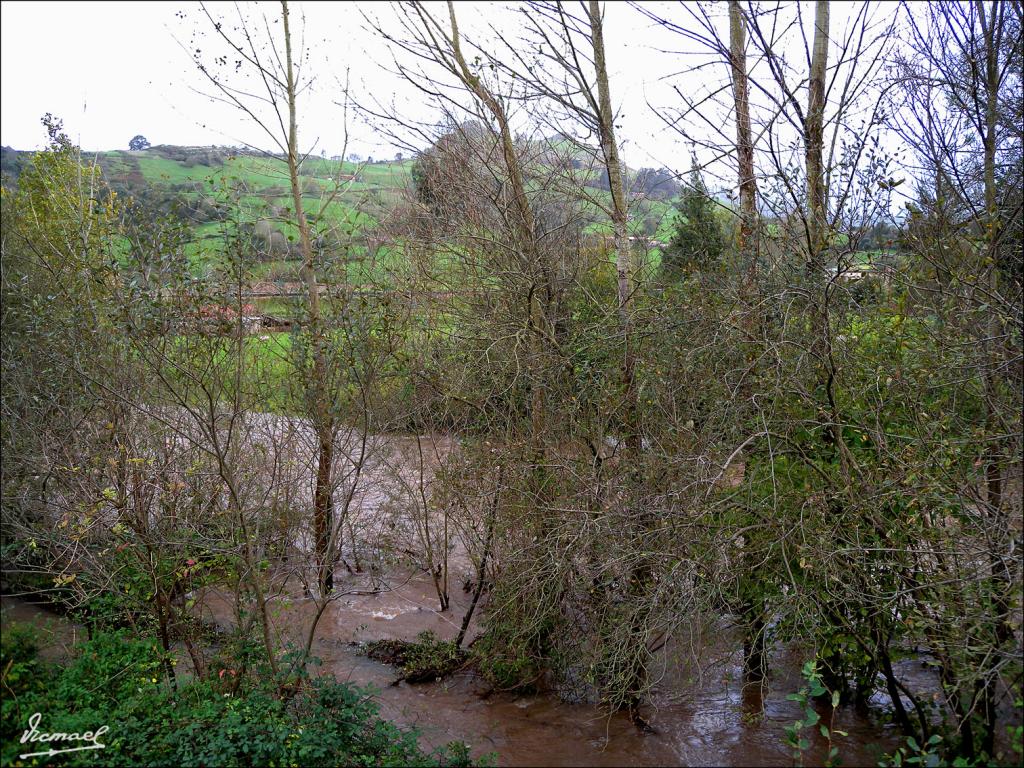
xmin=3 ymin=575 xmax=912 ymax=767
xmin=0 ymin=427 xmax=922 ymax=765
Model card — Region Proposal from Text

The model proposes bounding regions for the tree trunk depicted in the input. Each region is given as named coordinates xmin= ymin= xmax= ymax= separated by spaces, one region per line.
xmin=283 ymin=0 xmax=334 ymax=596
xmin=457 ymin=468 xmax=502 ymax=648
xmin=589 ymin=0 xmax=639 ymax=457
xmin=730 ymin=1 xmax=767 ymax=683
xmin=978 ymin=1 xmax=1008 ymax=754
xmin=588 ymin=2 xmax=653 ymax=726
xmin=806 ymin=0 xmax=829 ymax=271
xmin=729 ymin=0 xmax=758 ymax=270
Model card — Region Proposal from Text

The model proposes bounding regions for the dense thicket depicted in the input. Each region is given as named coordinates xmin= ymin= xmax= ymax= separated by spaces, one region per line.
xmin=1 ymin=2 xmax=1021 ymax=766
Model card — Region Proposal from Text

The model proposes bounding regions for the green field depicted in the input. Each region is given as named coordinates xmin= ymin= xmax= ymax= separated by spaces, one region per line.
xmin=85 ymin=145 xmax=684 ymax=300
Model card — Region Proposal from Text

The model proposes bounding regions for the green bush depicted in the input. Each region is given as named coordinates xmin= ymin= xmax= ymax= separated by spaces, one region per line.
xmin=1 ymin=624 xmax=486 ymax=767
xmin=366 ymin=631 xmax=466 ymax=684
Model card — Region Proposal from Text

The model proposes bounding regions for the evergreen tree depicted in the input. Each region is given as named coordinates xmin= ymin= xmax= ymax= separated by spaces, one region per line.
xmin=663 ymin=161 xmax=725 ymax=277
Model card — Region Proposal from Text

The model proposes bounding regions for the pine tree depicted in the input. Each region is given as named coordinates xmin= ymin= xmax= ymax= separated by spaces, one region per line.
xmin=663 ymin=162 xmax=725 ymax=277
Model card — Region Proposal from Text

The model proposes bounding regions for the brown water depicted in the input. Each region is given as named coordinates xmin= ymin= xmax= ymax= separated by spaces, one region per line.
xmin=0 ymin=595 xmax=85 ymax=661
xmin=296 ymin=572 xmax=907 ymax=767
xmin=4 ymin=576 xmax=911 ymax=768
xmin=0 ymin=427 xmax=916 ymax=766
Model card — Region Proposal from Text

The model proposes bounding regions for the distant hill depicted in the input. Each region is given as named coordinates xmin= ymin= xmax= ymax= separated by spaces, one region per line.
xmin=1 ymin=145 xmax=33 ymax=183
xmin=1 ymin=141 xmax=682 ymax=274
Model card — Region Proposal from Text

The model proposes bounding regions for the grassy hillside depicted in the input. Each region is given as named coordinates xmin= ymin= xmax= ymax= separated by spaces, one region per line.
xmin=99 ymin=147 xmax=410 ymax=227
xmin=3 ymin=143 xmax=683 ymax=293
xmin=82 ymin=146 xmax=414 ymax=287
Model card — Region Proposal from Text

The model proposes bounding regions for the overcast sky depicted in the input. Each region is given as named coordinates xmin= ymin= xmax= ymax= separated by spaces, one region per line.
xmin=0 ymin=2 xmax=694 ymax=166
xmin=1 ymin=1 xmax=900 ymax=188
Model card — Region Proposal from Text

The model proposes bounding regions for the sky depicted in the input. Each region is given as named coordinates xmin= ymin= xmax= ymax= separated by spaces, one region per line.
xmin=0 ymin=1 xmax=693 ymax=167
xmin=1 ymin=1 xmax=906 ymax=190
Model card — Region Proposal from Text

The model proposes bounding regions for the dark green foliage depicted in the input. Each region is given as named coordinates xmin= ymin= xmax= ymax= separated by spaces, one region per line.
xmin=0 ymin=623 xmax=49 ymax=702
xmin=1 ymin=625 xmax=485 ymax=767
xmin=470 ymin=625 xmax=547 ymax=694
xmin=662 ymin=163 xmax=725 ymax=277
xmin=366 ymin=631 xmax=466 ymax=683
